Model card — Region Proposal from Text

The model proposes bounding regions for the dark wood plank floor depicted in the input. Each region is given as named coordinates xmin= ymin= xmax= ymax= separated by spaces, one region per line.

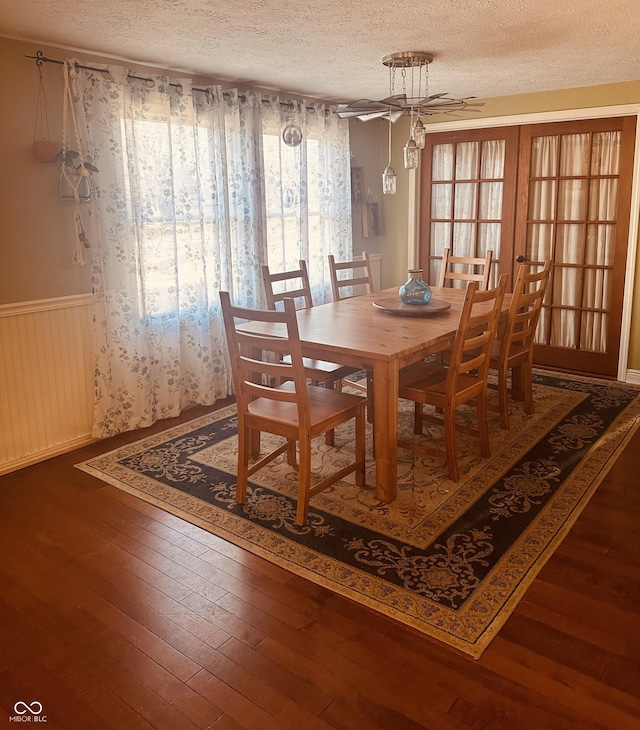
xmin=1 ymin=400 xmax=639 ymax=730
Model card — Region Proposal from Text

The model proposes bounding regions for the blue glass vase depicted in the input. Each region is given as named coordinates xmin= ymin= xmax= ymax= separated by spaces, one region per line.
xmin=399 ymin=269 xmax=432 ymax=305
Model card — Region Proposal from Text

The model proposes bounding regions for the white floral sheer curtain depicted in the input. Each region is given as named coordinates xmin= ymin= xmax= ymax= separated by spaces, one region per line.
xmin=69 ymin=62 xmax=352 ymax=438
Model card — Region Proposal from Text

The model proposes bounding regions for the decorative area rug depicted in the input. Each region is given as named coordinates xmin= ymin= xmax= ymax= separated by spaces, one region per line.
xmin=77 ymin=373 xmax=640 ymax=658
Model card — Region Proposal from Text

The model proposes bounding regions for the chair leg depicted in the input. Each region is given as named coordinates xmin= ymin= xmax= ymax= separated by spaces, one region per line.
xmin=286 ymin=439 xmax=297 ymax=465
xmin=236 ymin=425 xmax=251 ymax=504
xmin=414 ymin=402 xmax=424 ymax=434
xmin=443 ymin=406 xmax=459 ymax=482
xmin=498 ymin=364 xmax=510 ymax=430
xmin=366 ymin=371 xmax=374 ymax=423
xmin=325 ymin=377 xmax=336 ymax=446
xmin=354 ymin=408 xmax=366 ymax=487
xmin=477 ymin=394 xmax=491 ymax=458
xmin=511 ymin=363 xmax=525 ymax=402
xmin=296 ymin=436 xmax=312 ymax=526
xmin=521 ymin=360 xmax=535 ymax=416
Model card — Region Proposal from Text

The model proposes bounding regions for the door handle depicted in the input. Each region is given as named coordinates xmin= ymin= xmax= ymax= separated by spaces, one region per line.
xmin=515 ymin=255 xmax=528 ymax=263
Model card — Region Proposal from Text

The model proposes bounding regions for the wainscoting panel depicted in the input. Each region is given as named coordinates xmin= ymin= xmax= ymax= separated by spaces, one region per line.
xmin=0 ymin=295 xmax=95 ymax=475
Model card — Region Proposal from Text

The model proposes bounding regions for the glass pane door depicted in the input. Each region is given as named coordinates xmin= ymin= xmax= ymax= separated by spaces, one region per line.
xmin=420 ymin=127 xmax=519 ymax=287
xmin=516 ymin=117 xmax=635 ymax=376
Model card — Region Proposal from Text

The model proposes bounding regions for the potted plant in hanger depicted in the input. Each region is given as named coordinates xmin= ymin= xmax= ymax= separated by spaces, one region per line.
xmin=57 ymin=148 xmax=98 ymax=202
xmin=57 ymin=59 xmax=101 ymax=265
xmin=58 ymin=59 xmax=99 ymax=203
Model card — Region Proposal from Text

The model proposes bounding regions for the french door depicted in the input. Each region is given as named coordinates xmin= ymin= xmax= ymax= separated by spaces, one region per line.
xmin=419 ymin=116 xmax=636 ymax=378
xmin=515 ymin=117 xmax=635 ymax=376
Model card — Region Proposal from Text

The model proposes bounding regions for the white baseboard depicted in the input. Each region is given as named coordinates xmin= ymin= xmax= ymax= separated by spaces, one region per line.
xmin=0 ymin=435 xmax=98 ymax=476
xmin=625 ymin=369 xmax=640 ymax=385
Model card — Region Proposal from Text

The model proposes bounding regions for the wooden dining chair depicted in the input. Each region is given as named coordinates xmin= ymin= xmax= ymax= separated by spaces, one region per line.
xmin=261 ymin=260 xmax=364 ymax=443
xmin=490 ymin=260 xmax=551 ymax=429
xmin=262 ymin=260 xmax=314 ymax=311
xmin=326 ymin=253 xmax=374 ymax=401
xmin=328 ymin=252 xmax=375 ymax=301
xmin=220 ymin=291 xmax=366 ymax=526
xmin=438 ymin=248 xmax=493 ymax=290
xmin=397 ymin=275 xmax=507 ymax=481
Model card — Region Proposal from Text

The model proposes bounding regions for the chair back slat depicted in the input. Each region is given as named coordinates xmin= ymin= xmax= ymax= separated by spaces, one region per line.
xmin=502 ymin=261 xmax=551 ymax=357
xmin=438 ymin=248 xmax=493 ymax=290
xmin=447 ymin=275 xmax=507 ymax=393
xmin=261 ymin=259 xmax=365 ymax=414
xmin=220 ymin=291 xmax=310 ymax=419
xmin=489 ymin=261 xmax=551 ymax=429
xmin=328 ymin=252 xmax=374 ymax=301
xmin=262 ymin=260 xmax=314 ymax=310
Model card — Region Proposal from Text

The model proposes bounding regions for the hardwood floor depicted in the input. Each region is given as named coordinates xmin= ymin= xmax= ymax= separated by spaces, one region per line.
xmin=1 ymin=401 xmax=639 ymax=730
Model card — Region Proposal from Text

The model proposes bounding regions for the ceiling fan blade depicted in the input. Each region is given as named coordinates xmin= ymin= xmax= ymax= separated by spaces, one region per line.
xmin=336 ymin=108 xmax=374 ymax=119
xmin=378 ymin=94 xmax=408 ymax=109
xmin=387 ymin=110 xmax=405 ymax=123
xmin=356 ymin=110 xmax=394 ymax=121
xmin=427 ymin=99 xmax=466 ymax=106
xmin=337 ymin=99 xmax=387 ymax=110
xmin=351 ymin=109 xmax=405 ymax=123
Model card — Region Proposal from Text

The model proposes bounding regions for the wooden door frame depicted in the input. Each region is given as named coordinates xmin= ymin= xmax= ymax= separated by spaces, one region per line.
xmin=410 ymin=104 xmax=640 ymax=381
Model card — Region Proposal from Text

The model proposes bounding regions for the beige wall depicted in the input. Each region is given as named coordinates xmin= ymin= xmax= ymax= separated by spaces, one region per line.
xmin=349 ymin=117 xmax=415 ymax=291
xmin=0 ymin=38 xmax=93 ymax=303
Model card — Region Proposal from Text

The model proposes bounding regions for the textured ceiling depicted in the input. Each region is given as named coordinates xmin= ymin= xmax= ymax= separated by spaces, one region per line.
xmin=3 ymin=0 xmax=640 ymax=105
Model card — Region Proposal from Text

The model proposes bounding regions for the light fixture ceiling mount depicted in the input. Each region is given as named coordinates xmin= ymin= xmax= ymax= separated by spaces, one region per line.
xmin=339 ymin=52 xmax=482 ymax=193
xmin=336 ymin=51 xmax=482 ymax=123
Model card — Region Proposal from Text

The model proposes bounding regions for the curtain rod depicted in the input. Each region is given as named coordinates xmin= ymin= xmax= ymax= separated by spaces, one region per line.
xmin=25 ymin=50 xmax=208 ymax=93
xmin=25 ymin=51 xmax=331 ymax=113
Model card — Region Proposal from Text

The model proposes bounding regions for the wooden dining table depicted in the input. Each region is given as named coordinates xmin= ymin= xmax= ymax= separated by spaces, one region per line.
xmin=240 ymin=286 xmax=511 ymax=503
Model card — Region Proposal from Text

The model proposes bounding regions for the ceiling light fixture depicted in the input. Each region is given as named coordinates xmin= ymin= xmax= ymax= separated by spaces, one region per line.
xmin=338 ymin=52 xmax=482 ymax=191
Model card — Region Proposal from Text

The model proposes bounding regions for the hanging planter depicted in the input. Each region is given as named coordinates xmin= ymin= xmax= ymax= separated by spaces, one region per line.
xmin=57 ymin=149 xmax=96 ymax=202
xmin=59 ymin=62 xmax=99 ymax=265
xmin=32 ymin=64 xmax=60 ymax=163
xmin=34 ymin=139 xmax=61 ymax=163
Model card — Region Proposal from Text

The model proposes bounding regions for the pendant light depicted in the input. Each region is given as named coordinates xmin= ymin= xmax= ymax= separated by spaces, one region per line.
xmin=403 ymin=107 xmax=419 ymax=170
xmin=412 ymin=116 xmax=426 ymax=149
xmin=382 ymin=110 xmax=396 ymax=194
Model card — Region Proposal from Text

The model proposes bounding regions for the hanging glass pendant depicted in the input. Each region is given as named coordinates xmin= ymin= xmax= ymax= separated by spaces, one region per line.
xmin=382 ymin=164 xmax=397 ymax=195
xmin=382 ymin=113 xmax=396 ymax=194
xmin=412 ymin=117 xmax=426 ymax=149
xmin=403 ymin=138 xmax=419 ymax=169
